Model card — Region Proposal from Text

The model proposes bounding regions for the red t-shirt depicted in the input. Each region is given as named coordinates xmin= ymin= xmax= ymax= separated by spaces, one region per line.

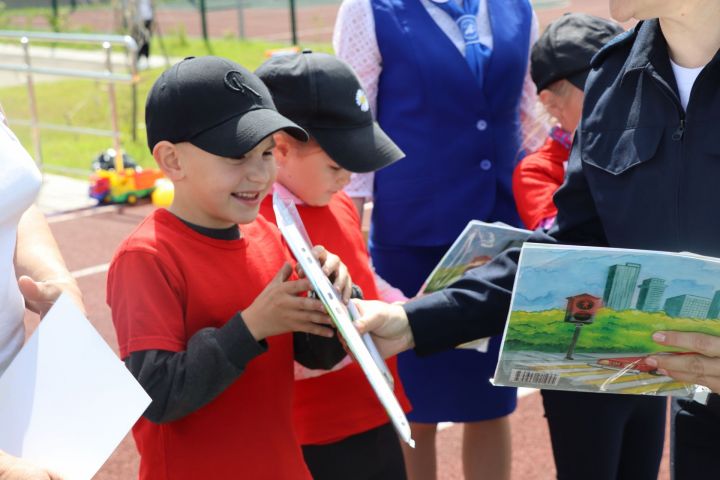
xmin=107 ymin=209 xmax=311 ymax=480
xmin=512 ymin=135 xmax=570 ymax=230
xmin=260 ymin=190 xmax=412 ymax=445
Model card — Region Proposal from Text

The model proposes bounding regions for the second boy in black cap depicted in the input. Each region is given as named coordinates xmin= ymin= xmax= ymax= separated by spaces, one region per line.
xmin=257 ymin=52 xmax=411 ymax=480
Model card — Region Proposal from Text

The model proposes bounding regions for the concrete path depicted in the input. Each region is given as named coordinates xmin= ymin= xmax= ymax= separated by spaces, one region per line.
xmin=36 ymin=173 xmax=96 ymax=215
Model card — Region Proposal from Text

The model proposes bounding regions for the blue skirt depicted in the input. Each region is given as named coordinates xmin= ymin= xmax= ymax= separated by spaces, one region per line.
xmin=371 ymin=243 xmax=517 ymax=423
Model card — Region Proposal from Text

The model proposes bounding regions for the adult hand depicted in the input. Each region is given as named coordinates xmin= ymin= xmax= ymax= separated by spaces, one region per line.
xmin=0 ymin=451 xmax=63 ymax=480
xmin=17 ymin=275 xmax=85 ymax=318
xmin=647 ymin=331 xmax=720 ymax=392
xmin=352 ymin=299 xmax=415 ymax=358
xmin=243 ymin=263 xmax=334 ymax=341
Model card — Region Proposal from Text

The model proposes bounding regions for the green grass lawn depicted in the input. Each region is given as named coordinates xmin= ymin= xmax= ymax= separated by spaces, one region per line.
xmin=0 ymin=37 xmax=332 ymax=175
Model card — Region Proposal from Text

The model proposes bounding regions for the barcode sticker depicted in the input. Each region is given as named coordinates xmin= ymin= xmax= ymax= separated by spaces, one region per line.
xmin=509 ymin=369 xmax=560 ymax=386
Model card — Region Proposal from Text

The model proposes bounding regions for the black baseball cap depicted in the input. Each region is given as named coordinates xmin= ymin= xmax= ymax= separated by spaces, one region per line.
xmin=145 ymin=56 xmax=308 ymax=157
xmin=531 ymin=13 xmax=624 ymax=93
xmin=255 ymin=51 xmax=404 ymax=174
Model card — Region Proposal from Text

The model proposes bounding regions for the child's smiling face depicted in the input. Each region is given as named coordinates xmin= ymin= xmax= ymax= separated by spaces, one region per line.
xmin=166 ymin=136 xmax=278 ymax=228
xmin=274 ymin=135 xmax=353 ymax=207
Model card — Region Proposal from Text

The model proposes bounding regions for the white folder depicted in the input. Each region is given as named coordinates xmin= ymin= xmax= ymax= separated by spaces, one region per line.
xmin=273 ymin=191 xmax=414 ymax=447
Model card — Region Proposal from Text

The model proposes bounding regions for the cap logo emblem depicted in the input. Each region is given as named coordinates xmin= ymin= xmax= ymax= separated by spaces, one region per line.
xmin=355 ymin=89 xmax=369 ymax=112
xmin=224 ymin=71 xmax=262 ymax=99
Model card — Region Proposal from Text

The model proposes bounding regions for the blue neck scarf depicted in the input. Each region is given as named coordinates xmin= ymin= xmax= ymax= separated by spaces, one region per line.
xmin=430 ymin=0 xmax=491 ymax=87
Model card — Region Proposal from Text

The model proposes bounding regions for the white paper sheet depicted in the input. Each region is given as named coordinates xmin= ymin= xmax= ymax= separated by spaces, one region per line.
xmin=0 ymin=293 xmax=151 ymax=479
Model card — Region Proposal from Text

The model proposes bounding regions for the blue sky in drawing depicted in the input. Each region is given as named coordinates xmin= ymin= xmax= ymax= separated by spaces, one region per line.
xmin=512 ymin=246 xmax=720 ymax=311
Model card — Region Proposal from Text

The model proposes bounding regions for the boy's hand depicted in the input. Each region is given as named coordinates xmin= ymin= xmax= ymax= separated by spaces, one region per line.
xmin=17 ymin=275 xmax=85 ymax=318
xmin=243 ymin=263 xmax=334 ymax=341
xmin=309 ymin=246 xmax=353 ymax=303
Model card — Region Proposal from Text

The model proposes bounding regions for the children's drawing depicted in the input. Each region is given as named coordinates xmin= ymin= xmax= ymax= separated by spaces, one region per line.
xmin=417 ymin=221 xmax=530 ymax=353
xmin=418 ymin=221 xmax=530 ymax=295
xmin=494 ymin=244 xmax=720 ymax=397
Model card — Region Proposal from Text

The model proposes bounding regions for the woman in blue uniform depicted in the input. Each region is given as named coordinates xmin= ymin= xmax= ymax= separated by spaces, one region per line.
xmin=334 ymin=1 xmax=541 ymax=478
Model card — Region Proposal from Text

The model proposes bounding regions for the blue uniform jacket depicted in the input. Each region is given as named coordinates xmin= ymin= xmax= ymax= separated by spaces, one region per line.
xmin=405 ymin=19 xmax=720 ymax=355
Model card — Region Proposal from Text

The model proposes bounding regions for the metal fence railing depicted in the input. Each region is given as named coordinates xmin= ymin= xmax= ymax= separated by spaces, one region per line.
xmin=0 ymin=31 xmax=139 ymax=166
xmin=1 ymin=0 xmax=343 ymax=44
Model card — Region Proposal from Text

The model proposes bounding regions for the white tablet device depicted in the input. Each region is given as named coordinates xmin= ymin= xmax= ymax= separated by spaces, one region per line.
xmin=273 ymin=191 xmax=414 ymax=447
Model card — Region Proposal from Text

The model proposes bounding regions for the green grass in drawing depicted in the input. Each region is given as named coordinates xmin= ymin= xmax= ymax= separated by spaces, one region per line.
xmin=504 ymin=308 xmax=720 ymax=353
xmin=423 ymin=265 xmax=468 ymax=293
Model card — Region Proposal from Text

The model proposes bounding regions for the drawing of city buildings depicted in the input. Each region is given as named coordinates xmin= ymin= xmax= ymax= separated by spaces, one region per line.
xmin=603 ymin=263 xmax=641 ymax=309
xmin=602 ymin=262 xmax=720 ymax=319
xmin=636 ymin=278 xmax=667 ymax=312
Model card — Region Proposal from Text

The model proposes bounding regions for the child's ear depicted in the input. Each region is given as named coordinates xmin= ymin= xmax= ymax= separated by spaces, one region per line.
xmin=272 ymin=132 xmax=291 ymax=166
xmin=153 ymin=141 xmax=184 ymax=180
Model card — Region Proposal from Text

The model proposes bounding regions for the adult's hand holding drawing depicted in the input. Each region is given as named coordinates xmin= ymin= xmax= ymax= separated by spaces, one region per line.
xmin=648 ymin=331 xmax=720 ymax=392
xmin=0 ymin=451 xmax=62 ymax=480
xmin=353 ymin=300 xmax=415 ymax=358
xmin=243 ymin=263 xmax=334 ymax=341
xmin=18 ymin=275 xmax=84 ymax=319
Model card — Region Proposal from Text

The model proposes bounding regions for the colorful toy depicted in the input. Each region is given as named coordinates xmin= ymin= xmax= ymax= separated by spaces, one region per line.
xmin=89 ymin=149 xmax=164 ymax=205
xmin=264 ymin=46 xmax=301 ymax=57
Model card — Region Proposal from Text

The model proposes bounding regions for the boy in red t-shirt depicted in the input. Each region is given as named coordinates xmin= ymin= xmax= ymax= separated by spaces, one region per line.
xmin=256 ymin=52 xmax=412 ymax=479
xmin=512 ymin=14 xmax=624 ymax=230
xmin=107 ymin=56 xmax=354 ymax=480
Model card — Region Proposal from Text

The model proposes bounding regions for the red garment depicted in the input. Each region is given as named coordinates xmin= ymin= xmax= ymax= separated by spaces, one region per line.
xmin=260 ymin=191 xmax=412 ymax=445
xmin=512 ymin=134 xmax=570 ymax=230
xmin=107 ymin=209 xmax=311 ymax=480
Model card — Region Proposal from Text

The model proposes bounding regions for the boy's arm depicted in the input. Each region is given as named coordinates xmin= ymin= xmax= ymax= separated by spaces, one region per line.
xmin=125 ymin=312 xmax=266 ymax=424
xmin=512 ymin=151 xmax=563 ymax=230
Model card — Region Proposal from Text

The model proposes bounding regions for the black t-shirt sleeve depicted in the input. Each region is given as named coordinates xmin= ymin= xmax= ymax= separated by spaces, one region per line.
xmin=125 ymin=312 xmax=266 ymax=424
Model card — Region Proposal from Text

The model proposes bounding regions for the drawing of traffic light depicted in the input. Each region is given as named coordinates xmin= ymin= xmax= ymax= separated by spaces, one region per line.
xmin=564 ymin=294 xmax=603 ymax=360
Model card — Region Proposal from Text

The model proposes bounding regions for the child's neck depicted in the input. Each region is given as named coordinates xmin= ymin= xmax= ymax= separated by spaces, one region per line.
xmin=169 ymin=211 xmax=241 ymax=240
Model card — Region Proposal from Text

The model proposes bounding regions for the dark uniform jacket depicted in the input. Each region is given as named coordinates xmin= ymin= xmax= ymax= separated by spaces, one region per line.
xmin=405 ymin=18 xmax=720 ymax=356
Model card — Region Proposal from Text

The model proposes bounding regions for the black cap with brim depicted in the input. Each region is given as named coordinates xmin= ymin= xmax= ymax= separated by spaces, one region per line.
xmin=530 ymin=13 xmax=624 ymax=93
xmin=566 ymin=70 xmax=590 ymax=91
xmin=310 ymin=122 xmax=404 ymax=174
xmin=189 ymin=107 xmax=308 ymax=158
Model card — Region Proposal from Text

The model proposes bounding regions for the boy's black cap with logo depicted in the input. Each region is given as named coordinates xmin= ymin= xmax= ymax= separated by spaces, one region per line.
xmin=145 ymin=55 xmax=308 ymax=157
xmin=256 ymin=51 xmax=404 ymax=174
xmin=531 ymin=13 xmax=624 ymax=93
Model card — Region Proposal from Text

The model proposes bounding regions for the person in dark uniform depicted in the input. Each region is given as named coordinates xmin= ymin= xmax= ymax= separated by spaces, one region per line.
xmin=353 ymin=1 xmax=720 ymax=478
